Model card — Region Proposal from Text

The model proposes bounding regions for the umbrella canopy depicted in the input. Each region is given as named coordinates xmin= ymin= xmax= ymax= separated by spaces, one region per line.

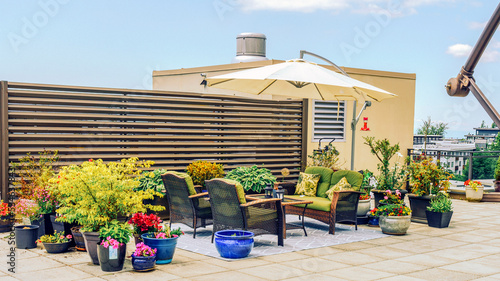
xmin=206 ymin=59 xmax=396 ymax=102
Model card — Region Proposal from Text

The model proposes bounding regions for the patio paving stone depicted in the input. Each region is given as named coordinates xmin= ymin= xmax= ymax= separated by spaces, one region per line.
xmin=12 ymin=266 xmax=92 ymax=281
xmin=158 ymin=260 xmax=228 ymax=278
xmin=361 ymin=260 xmax=428 ymax=274
xmin=406 ymin=267 xmax=481 ymax=280
xmin=324 ymin=266 xmax=395 ymax=280
xmin=100 ymin=269 xmax=182 ymax=281
xmin=395 ymin=252 xmax=461 ymax=267
xmin=320 ymin=251 xmax=384 ymax=266
xmin=439 ymin=260 xmax=500 ymax=276
xmin=238 ymin=263 xmax=309 ymax=280
xmin=284 ymin=257 xmax=351 ymax=272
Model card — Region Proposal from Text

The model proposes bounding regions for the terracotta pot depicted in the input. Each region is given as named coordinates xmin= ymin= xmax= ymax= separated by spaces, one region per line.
xmin=379 ymin=215 xmax=411 ymax=235
xmin=466 ymin=186 xmax=484 ymax=202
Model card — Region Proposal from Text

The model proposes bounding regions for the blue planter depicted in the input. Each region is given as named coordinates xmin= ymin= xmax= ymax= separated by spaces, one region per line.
xmin=141 ymin=233 xmax=178 ymax=264
xmin=214 ymin=230 xmax=254 ymax=259
xmin=368 ymin=217 xmax=379 ymax=226
xmin=132 ymin=254 xmax=156 ymax=271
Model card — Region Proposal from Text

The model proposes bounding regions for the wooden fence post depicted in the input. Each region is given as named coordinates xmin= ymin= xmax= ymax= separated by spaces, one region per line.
xmin=0 ymin=81 xmax=8 ymax=201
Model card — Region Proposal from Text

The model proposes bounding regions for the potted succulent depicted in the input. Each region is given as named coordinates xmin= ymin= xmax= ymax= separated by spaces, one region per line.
xmin=97 ymin=220 xmax=131 ymax=272
xmin=131 ymin=242 xmax=157 ymax=272
xmin=495 ymin=156 xmax=500 ymax=192
xmin=186 ymin=160 xmax=225 ymax=189
xmin=426 ymin=192 xmax=453 ymax=228
xmin=405 ymin=156 xmax=450 ymax=223
xmin=371 ymin=204 xmax=411 ymax=235
xmin=225 ymin=165 xmax=276 ymax=194
xmin=0 ymin=200 xmax=13 ymax=233
xmin=51 ymin=157 xmax=164 ymax=265
xmin=137 ymin=168 xmax=168 ymax=219
xmin=141 ymin=225 xmax=184 ymax=264
xmin=38 ymin=231 xmax=73 ymax=254
xmin=128 ymin=213 xmax=162 ymax=244
xmin=464 ymin=179 xmax=484 ymax=202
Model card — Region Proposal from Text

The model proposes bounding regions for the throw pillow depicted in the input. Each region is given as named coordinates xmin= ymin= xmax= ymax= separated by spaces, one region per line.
xmin=295 ymin=172 xmax=321 ymax=197
xmin=325 ymin=177 xmax=353 ymax=200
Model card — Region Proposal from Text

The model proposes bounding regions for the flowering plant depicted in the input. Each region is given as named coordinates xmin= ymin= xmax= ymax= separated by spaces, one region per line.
xmin=371 ymin=204 xmax=411 ymax=217
xmin=280 ymin=168 xmax=290 ymax=183
xmin=406 ymin=157 xmax=451 ymax=196
xmin=37 ymin=231 xmax=72 ymax=244
xmin=128 ymin=213 xmax=162 ymax=237
xmin=379 ymin=189 xmax=403 ymax=205
xmin=133 ymin=242 xmax=156 ymax=257
xmin=100 ymin=237 xmax=122 ymax=249
xmin=0 ymin=200 xmax=11 ymax=217
xmin=464 ymin=180 xmax=482 ymax=192
xmin=359 ymin=194 xmax=371 ymax=200
xmin=153 ymin=225 xmax=184 ymax=239
xmin=13 ymin=199 xmax=40 ymax=221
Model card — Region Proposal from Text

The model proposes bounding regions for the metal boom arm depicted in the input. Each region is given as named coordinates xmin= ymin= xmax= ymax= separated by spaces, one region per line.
xmin=446 ymin=3 xmax=500 ymax=127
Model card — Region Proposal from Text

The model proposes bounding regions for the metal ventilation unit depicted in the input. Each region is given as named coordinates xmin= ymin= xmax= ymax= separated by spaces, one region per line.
xmin=231 ymin=32 xmax=269 ymax=63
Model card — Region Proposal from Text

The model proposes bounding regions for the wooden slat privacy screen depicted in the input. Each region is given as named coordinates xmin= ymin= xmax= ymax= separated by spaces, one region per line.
xmin=0 ymin=81 xmax=308 ymax=199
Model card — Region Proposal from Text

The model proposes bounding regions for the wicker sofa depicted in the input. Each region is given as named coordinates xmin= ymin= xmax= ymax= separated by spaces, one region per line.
xmin=284 ymin=167 xmax=363 ymax=234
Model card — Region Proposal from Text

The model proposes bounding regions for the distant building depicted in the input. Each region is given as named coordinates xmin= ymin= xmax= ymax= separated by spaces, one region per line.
xmin=465 ymin=127 xmax=500 ymax=149
xmin=413 ymin=135 xmax=443 ymax=145
xmin=413 ymin=138 xmax=475 ymax=175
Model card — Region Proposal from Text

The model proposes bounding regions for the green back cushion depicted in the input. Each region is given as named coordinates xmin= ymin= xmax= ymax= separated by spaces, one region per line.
xmin=166 ymin=171 xmax=197 ymax=195
xmin=295 ymin=172 xmax=321 ymax=196
xmin=304 ymin=166 xmax=334 ymax=198
xmin=330 ymin=170 xmax=363 ymax=191
xmin=218 ymin=178 xmax=246 ymax=204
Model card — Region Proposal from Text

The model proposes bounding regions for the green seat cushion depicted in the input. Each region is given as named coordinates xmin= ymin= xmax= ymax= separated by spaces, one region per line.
xmin=166 ymin=171 xmax=197 ymax=195
xmin=295 ymin=172 xmax=321 ymax=197
xmin=216 ymin=178 xmax=246 ymax=204
xmin=246 ymin=206 xmax=277 ymax=226
xmin=330 ymin=170 xmax=363 ymax=191
xmin=304 ymin=166 xmax=333 ymax=198
xmin=286 ymin=195 xmax=331 ymax=212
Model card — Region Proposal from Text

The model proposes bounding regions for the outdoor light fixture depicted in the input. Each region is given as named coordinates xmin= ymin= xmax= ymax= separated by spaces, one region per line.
xmin=264 ymin=184 xmax=273 ymax=198
xmin=273 ymin=186 xmax=285 ymax=200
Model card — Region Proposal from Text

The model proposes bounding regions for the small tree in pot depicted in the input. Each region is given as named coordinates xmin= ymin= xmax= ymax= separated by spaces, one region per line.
xmin=426 ymin=191 xmax=453 ymax=228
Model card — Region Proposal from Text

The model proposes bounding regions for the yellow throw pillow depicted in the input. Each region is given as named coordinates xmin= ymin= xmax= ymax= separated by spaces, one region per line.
xmin=325 ymin=177 xmax=352 ymax=200
xmin=295 ymin=172 xmax=321 ymax=197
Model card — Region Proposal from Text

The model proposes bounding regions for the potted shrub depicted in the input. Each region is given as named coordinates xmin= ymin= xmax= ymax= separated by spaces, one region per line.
xmin=0 ymin=200 xmax=13 ymax=233
xmin=13 ymin=199 xmax=43 ymax=238
xmin=51 ymin=157 xmax=164 ymax=265
xmin=141 ymin=225 xmax=184 ymax=264
xmin=38 ymin=231 xmax=73 ymax=254
xmin=128 ymin=213 xmax=162 ymax=244
xmin=357 ymin=170 xmax=374 ymax=218
xmin=495 ymin=156 xmax=500 ymax=192
xmin=225 ymin=165 xmax=276 ymax=194
xmin=405 ymin=156 xmax=450 ymax=223
xmin=132 ymin=242 xmax=157 ymax=272
xmin=464 ymin=179 xmax=484 ymax=202
xmin=137 ymin=168 xmax=168 ymax=219
xmin=97 ymin=221 xmax=130 ymax=272
xmin=426 ymin=192 xmax=453 ymax=228
xmin=186 ymin=160 xmax=225 ymax=189
xmin=372 ymin=204 xmax=411 ymax=235
xmin=307 ymin=141 xmax=342 ymax=170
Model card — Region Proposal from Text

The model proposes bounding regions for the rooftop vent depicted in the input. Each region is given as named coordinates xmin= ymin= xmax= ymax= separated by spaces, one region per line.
xmin=232 ymin=32 xmax=269 ymax=63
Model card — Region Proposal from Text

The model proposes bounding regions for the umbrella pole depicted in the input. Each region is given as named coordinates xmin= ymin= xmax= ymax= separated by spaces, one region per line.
xmin=350 ymin=101 xmax=372 ymax=170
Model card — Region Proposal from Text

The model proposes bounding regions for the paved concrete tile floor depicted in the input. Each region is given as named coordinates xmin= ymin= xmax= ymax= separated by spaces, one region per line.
xmin=2 ymin=199 xmax=500 ymax=280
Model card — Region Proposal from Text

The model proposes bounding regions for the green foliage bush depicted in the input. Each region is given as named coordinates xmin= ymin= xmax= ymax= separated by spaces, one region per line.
xmin=186 ymin=160 xmax=225 ymax=187
xmin=495 ymin=156 xmax=500 ymax=181
xmin=99 ymin=220 xmax=132 ymax=244
xmin=427 ymin=192 xmax=453 ymax=213
xmin=225 ymin=165 xmax=276 ymax=193
xmin=136 ymin=168 xmax=168 ymax=194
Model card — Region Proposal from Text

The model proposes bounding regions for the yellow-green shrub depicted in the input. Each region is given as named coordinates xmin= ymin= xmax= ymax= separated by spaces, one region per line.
xmin=186 ymin=160 xmax=225 ymax=187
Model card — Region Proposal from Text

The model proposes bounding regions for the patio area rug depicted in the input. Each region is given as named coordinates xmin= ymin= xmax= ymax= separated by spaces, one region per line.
xmin=174 ymin=215 xmax=387 ymax=260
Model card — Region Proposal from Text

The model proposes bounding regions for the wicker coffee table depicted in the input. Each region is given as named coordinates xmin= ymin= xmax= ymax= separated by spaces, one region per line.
xmin=246 ymin=194 xmax=313 ymax=238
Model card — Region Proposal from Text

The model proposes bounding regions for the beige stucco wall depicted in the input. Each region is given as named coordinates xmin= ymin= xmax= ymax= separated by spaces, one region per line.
xmin=153 ymin=60 xmax=416 ymax=173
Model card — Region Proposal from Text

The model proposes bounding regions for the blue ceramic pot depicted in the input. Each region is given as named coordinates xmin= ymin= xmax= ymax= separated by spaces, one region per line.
xmin=214 ymin=230 xmax=254 ymax=259
xmin=141 ymin=233 xmax=178 ymax=264
xmin=132 ymin=254 xmax=156 ymax=271
xmin=368 ymin=217 xmax=379 ymax=226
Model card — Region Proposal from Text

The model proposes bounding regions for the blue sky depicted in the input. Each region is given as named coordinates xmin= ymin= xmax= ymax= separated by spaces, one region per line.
xmin=1 ymin=0 xmax=500 ymax=138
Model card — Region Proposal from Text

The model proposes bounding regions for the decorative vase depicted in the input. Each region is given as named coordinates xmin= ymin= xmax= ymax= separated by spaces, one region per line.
xmin=42 ymin=241 xmax=71 ymax=254
xmin=379 ymin=215 xmax=411 ymax=235
xmin=0 ymin=215 xmax=13 ymax=233
xmin=71 ymin=226 xmax=86 ymax=251
xmin=357 ymin=199 xmax=371 ymax=217
xmin=466 ymin=186 xmax=484 ymax=202
xmin=132 ymin=254 xmax=156 ymax=271
xmin=425 ymin=210 xmax=453 ymax=228
xmin=15 ymin=225 xmax=39 ymax=249
xmin=141 ymin=233 xmax=178 ymax=264
xmin=82 ymin=231 xmax=101 ymax=265
xmin=407 ymin=194 xmax=432 ymax=223
xmin=214 ymin=230 xmax=254 ymax=259
xmin=97 ymin=244 xmax=127 ymax=272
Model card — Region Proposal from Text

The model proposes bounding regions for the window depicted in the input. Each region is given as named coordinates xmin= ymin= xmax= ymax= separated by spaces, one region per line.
xmin=312 ymin=100 xmax=346 ymax=142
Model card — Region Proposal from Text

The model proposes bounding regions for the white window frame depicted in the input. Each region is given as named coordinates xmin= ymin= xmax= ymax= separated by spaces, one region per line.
xmin=312 ymin=100 xmax=346 ymax=142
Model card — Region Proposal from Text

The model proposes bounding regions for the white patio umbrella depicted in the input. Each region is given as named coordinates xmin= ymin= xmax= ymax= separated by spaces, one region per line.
xmin=206 ymin=58 xmax=397 ymax=170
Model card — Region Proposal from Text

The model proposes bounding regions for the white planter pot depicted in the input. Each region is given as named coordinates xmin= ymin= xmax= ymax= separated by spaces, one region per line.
xmin=357 ymin=199 xmax=371 ymax=217
xmin=466 ymin=186 xmax=483 ymax=202
xmin=379 ymin=215 xmax=411 ymax=235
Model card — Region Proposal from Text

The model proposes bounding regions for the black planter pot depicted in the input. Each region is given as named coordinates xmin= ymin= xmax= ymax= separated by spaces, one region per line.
xmin=97 ymin=244 xmax=127 ymax=272
xmin=0 ymin=215 xmax=13 ymax=233
xmin=372 ymin=189 xmax=408 ymax=208
xmin=50 ymin=215 xmax=76 ymax=247
xmin=426 ymin=210 xmax=453 ymax=228
xmin=144 ymin=194 xmax=170 ymax=220
xmin=31 ymin=213 xmax=56 ymax=238
xmin=71 ymin=226 xmax=86 ymax=251
xmin=43 ymin=241 xmax=71 ymax=254
xmin=30 ymin=217 xmax=45 ymax=239
xmin=408 ymin=194 xmax=432 ymax=223
xmin=15 ymin=225 xmax=39 ymax=249
xmin=82 ymin=231 xmax=101 ymax=265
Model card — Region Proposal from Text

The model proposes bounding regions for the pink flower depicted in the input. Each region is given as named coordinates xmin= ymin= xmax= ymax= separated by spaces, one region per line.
xmin=384 ymin=196 xmax=388 ymax=200
xmin=66 ymin=235 xmax=72 ymax=239
xmin=172 ymin=234 xmax=178 ymax=238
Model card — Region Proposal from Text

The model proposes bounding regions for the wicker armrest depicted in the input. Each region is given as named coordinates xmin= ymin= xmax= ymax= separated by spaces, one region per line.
xmin=240 ymin=198 xmax=281 ymax=207
xmin=189 ymin=192 xmax=208 ymax=199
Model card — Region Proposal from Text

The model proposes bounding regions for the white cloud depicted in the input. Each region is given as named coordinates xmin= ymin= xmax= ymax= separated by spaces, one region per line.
xmin=468 ymin=21 xmax=487 ymax=30
xmin=446 ymin=43 xmax=473 ymax=57
xmin=446 ymin=41 xmax=500 ymax=62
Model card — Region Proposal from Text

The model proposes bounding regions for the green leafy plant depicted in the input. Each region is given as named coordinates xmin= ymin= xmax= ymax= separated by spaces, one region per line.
xmin=427 ymin=192 xmax=453 ymax=213
xmin=99 ymin=220 xmax=132 ymax=245
xmin=136 ymin=168 xmax=168 ymax=194
xmin=186 ymin=160 xmax=225 ymax=187
xmin=51 ymin=158 xmax=164 ymax=232
xmin=370 ymin=204 xmax=411 ymax=217
xmin=225 ymin=165 xmax=276 ymax=193
xmin=363 ymin=137 xmax=405 ymax=191
xmin=406 ymin=156 xmax=451 ymax=196
xmin=495 ymin=156 xmax=500 ymax=181
xmin=307 ymin=142 xmax=342 ymax=170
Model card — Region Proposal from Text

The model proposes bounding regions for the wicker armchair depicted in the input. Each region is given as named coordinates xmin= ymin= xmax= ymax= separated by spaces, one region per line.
xmin=205 ymin=178 xmax=284 ymax=246
xmin=161 ymin=171 xmax=212 ymax=238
